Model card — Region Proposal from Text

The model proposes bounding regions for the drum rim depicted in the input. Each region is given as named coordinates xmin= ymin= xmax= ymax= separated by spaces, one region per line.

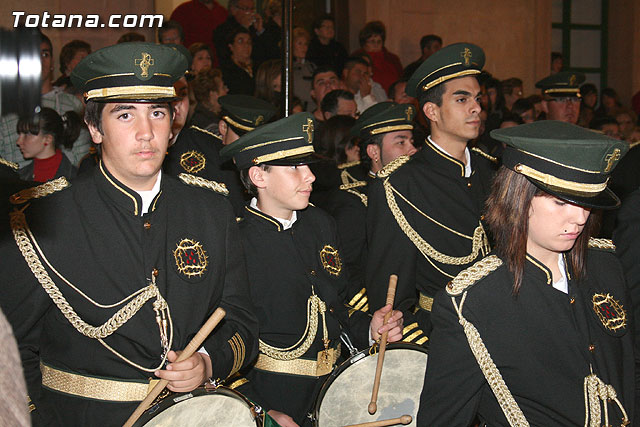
xmin=311 ymin=342 xmax=428 ymax=423
xmin=132 ymin=385 xmax=259 ymax=427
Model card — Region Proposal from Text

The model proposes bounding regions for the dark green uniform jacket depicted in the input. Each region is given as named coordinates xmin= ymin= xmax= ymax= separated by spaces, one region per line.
xmin=1 ymin=163 xmax=258 ymax=426
xmin=236 ymin=204 xmax=371 ymax=426
xmin=366 ymin=139 xmax=495 ymax=343
xmin=418 ymin=250 xmax=635 ymax=426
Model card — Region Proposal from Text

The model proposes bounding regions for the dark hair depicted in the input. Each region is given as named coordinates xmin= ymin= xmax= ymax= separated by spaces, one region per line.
xmin=343 ymin=56 xmax=369 ymax=72
xmin=358 ymin=21 xmax=386 ymax=47
xmin=321 ymin=89 xmax=354 ymax=116
xmin=589 ymin=115 xmax=618 ymax=130
xmin=500 ymin=112 xmax=524 ymax=126
xmin=192 ymin=68 xmax=224 ymax=104
xmin=158 ymin=20 xmax=184 ymax=43
xmin=388 ymin=78 xmax=408 ymax=101
xmin=59 ymin=40 xmax=91 ymax=74
xmin=580 ymin=83 xmax=597 ymax=98
xmin=417 ymin=79 xmax=447 ymax=109
xmin=188 ymin=42 xmax=212 ymax=59
xmin=84 ymin=101 xmax=173 ymax=135
xmin=255 ymin=59 xmax=282 ymax=106
xmin=312 ymin=14 xmax=334 ymax=31
xmin=40 ymin=32 xmax=52 ymax=50
xmin=420 ymin=34 xmax=442 ymax=51
xmin=511 ymin=98 xmax=534 ymax=118
xmin=17 ymin=107 xmax=83 ymax=150
xmin=117 ymin=32 xmax=146 ymax=44
xmin=227 ymin=26 xmax=251 ymax=48
xmin=240 ymin=165 xmax=272 ymax=196
xmin=351 ymin=51 xmax=373 ymax=67
xmin=315 ymin=115 xmax=356 ymax=159
xmin=359 ymin=133 xmax=384 ymax=169
xmin=312 ymin=65 xmax=338 ymax=85
xmin=485 ymin=167 xmax=597 ymax=294
xmin=551 ymin=51 xmax=563 ymax=62
xmin=501 ymin=78 xmax=523 ymax=96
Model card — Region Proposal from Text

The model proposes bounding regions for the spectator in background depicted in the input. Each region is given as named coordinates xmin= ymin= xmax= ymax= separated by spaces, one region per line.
xmin=320 ymin=89 xmax=358 ymax=120
xmin=501 ymin=78 xmax=523 ymax=111
xmin=342 ymin=56 xmax=385 ymax=114
xmin=188 ymin=42 xmax=213 ymax=73
xmin=590 ymin=116 xmax=621 ymax=139
xmin=484 ymin=77 xmax=508 ymax=132
xmin=510 ymin=98 xmax=535 ymax=124
xmin=536 ymin=71 xmax=584 ymax=124
xmin=170 ymin=0 xmax=227 ymax=65
xmin=526 ymin=94 xmax=545 ymax=120
xmin=403 ymin=34 xmax=442 ymax=79
xmin=292 ymin=27 xmax=315 ymax=111
xmin=351 ymin=52 xmax=388 ymax=104
xmin=116 ymin=32 xmax=145 ymax=43
xmin=578 ymin=83 xmax=598 ymax=127
xmin=221 ymin=27 xmax=255 ymax=96
xmin=595 ymin=87 xmax=623 ymax=119
xmin=53 ymin=40 xmax=91 ymax=93
xmin=307 ymin=15 xmax=348 ymax=75
xmin=16 ymin=108 xmax=81 ymax=182
xmin=551 ymin=51 xmax=563 ymax=73
xmin=353 ymin=21 xmax=402 ymax=93
xmin=261 ymin=0 xmax=282 ymax=62
xmin=254 ymin=59 xmax=282 ymax=114
xmin=498 ymin=112 xmax=524 ymax=129
xmin=191 ymin=68 xmax=228 ymax=129
xmin=158 ymin=20 xmax=184 ymax=45
xmin=309 ymin=66 xmax=341 ymax=121
xmin=213 ymin=0 xmax=274 ymax=70
xmin=0 ymin=33 xmax=89 ymax=168
xmin=314 ymin=115 xmax=358 ymax=162
xmin=616 ymin=109 xmax=636 ymax=142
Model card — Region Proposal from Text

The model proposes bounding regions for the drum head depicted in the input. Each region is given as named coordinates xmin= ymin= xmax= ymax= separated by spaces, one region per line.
xmin=135 ymin=387 xmax=260 ymax=427
xmin=314 ymin=344 xmax=428 ymax=427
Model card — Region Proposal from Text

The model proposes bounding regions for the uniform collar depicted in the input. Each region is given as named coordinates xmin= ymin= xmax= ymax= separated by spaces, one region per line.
xmin=524 ymin=252 xmax=572 ymax=286
xmin=245 ymin=204 xmax=300 ymax=232
xmin=97 ymin=161 xmax=163 ymax=216
xmin=424 ymin=136 xmax=472 ymax=177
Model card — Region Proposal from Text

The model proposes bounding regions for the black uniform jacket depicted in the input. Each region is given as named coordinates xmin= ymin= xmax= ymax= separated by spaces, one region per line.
xmin=418 ymin=250 xmax=635 ymax=426
xmin=0 ymin=163 xmax=258 ymax=426
xmin=366 ymin=139 xmax=495 ymax=341
xmin=164 ymin=125 xmax=248 ymax=217
xmin=236 ymin=204 xmax=371 ymax=425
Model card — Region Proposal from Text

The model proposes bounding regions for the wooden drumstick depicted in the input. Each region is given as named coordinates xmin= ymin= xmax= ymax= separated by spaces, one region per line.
xmin=368 ymin=274 xmax=398 ymax=415
xmin=123 ymin=307 xmax=226 ymax=427
xmin=344 ymin=414 xmax=412 ymax=427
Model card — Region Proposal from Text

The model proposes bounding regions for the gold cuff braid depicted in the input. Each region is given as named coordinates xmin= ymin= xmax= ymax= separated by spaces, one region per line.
xmin=418 ymin=293 xmax=434 ymax=312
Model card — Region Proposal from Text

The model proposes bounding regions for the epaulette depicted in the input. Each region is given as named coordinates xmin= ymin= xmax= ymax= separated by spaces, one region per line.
xmin=190 ymin=125 xmax=222 ymax=141
xmin=588 ymin=237 xmax=616 ymax=252
xmin=446 ymin=255 xmax=503 ymax=296
xmin=337 ymin=160 xmax=361 ymax=170
xmin=10 ymin=177 xmax=70 ymax=205
xmin=0 ymin=157 xmax=19 ymax=170
xmin=178 ymin=173 xmax=229 ymax=196
xmin=471 ymin=147 xmax=498 ymax=164
xmin=376 ymin=155 xmax=410 ymax=178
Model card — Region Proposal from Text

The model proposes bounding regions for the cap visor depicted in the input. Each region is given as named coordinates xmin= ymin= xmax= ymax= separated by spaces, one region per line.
xmin=529 ymin=179 xmax=621 ymax=210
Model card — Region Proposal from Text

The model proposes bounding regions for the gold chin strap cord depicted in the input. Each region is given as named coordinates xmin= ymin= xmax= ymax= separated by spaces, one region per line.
xmin=583 ymin=371 xmax=630 ymax=427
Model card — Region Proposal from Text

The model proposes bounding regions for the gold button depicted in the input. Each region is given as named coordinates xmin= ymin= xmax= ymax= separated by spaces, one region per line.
xmin=310 ymin=270 xmax=317 ymax=276
xmin=152 ymin=268 xmax=159 ymax=277
xmin=143 ymin=222 xmax=151 ymax=229
xmin=329 ymin=307 xmax=334 ymax=313
xmin=569 ymin=298 xmax=575 ymax=304
xmin=467 ymin=182 xmax=472 ymax=187
xmin=480 ymin=215 xmax=485 ymax=221
xmin=588 ymin=344 xmax=595 ymax=352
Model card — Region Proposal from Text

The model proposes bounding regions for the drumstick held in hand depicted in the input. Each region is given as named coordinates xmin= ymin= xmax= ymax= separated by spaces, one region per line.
xmin=344 ymin=414 xmax=412 ymax=427
xmin=123 ymin=307 xmax=226 ymax=427
xmin=368 ymin=274 xmax=398 ymax=415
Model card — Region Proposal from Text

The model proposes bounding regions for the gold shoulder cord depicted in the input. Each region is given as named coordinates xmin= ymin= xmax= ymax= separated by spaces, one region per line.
xmin=383 ymin=178 xmax=490 ymax=278
xmin=259 ymin=292 xmax=328 ymax=360
xmin=340 ymin=169 xmax=368 ymax=206
xmin=10 ymin=207 xmax=174 ymax=372
xmin=584 ymin=371 xmax=630 ymax=426
xmin=178 ymin=173 xmax=229 ymax=196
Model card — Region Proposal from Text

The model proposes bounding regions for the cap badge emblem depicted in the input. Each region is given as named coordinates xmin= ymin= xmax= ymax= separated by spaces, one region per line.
xmin=592 ymin=293 xmax=626 ymax=332
xmin=303 ymin=118 xmax=314 ymax=144
xmin=405 ymin=106 xmax=414 ymax=121
xmin=569 ymin=74 xmax=576 ymax=86
xmin=135 ymin=52 xmax=154 ymax=78
xmin=174 ymin=238 xmax=209 ymax=278
xmin=604 ymin=148 xmax=621 ymax=173
xmin=461 ymin=48 xmax=472 ymax=66
xmin=319 ymin=245 xmax=342 ymax=277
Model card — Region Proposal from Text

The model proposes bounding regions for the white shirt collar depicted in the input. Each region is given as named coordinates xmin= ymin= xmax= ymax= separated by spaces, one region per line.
xmin=428 ymin=135 xmax=472 ymax=177
xmin=136 ymin=171 xmax=162 ymax=215
xmin=552 ymin=254 xmax=569 ymax=294
xmin=250 ymin=197 xmax=298 ymax=230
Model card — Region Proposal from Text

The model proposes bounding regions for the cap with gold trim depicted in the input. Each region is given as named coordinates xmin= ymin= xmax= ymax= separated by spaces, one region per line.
xmin=219 ymin=95 xmax=277 ymax=137
xmin=220 ymin=112 xmax=319 ymax=169
xmin=491 ymin=120 xmax=629 ymax=209
xmin=351 ymin=102 xmax=415 ymax=139
xmin=535 ymin=71 xmax=585 ymax=98
xmin=406 ymin=42 xmax=485 ymax=98
xmin=71 ymin=42 xmax=188 ymax=103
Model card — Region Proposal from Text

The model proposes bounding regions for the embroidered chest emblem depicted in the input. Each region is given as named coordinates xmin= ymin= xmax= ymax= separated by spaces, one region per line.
xmin=179 ymin=151 xmax=206 ymax=173
xmin=174 ymin=239 xmax=208 ymax=277
xmin=592 ymin=293 xmax=626 ymax=331
xmin=319 ymin=245 xmax=342 ymax=276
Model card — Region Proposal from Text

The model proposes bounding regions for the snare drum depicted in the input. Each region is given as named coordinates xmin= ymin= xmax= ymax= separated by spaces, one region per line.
xmin=313 ymin=343 xmax=428 ymax=427
xmin=133 ymin=386 xmax=262 ymax=427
